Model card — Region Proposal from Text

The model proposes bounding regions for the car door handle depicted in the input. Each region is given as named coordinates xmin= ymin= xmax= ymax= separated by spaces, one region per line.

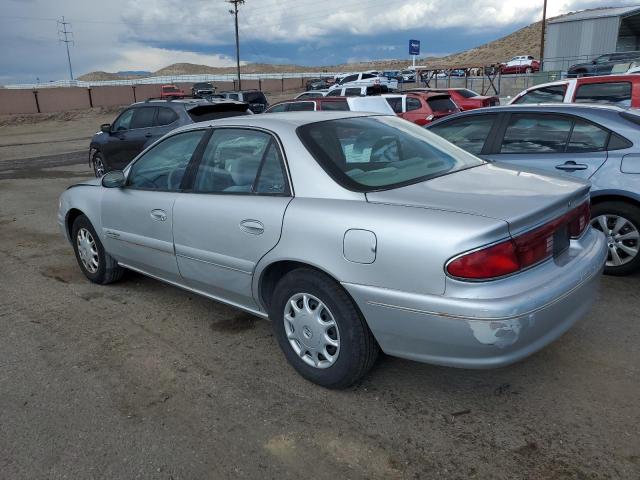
xmin=145 ymin=132 xmax=153 ymax=138
xmin=150 ymin=209 xmax=167 ymax=222
xmin=239 ymin=219 xmax=264 ymax=235
xmin=555 ymin=161 xmax=588 ymax=171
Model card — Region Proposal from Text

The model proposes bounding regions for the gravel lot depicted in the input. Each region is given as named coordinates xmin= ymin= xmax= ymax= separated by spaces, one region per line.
xmin=0 ymin=114 xmax=639 ymax=479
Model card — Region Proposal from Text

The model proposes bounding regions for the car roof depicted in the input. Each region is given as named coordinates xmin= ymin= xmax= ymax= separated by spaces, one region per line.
xmin=133 ymin=98 xmax=247 ymax=108
xmin=270 ymin=97 xmax=348 ymax=107
xmin=434 ymin=103 xmax=628 ymax=119
xmin=173 ymin=111 xmax=386 ymax=133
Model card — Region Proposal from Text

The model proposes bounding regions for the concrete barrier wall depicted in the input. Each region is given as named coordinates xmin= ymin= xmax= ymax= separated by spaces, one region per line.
xmin=91 ymin=86 xmax=135 ymax=107
xmin=0 ymin=89 xmax=39 ymax=114
xmin=37 ymin=87 xmax=90 ymax=113
xmin=134 ymin=84 xmax=162 ymax=102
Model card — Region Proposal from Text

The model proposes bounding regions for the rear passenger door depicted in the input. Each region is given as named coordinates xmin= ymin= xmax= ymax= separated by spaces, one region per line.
xmin=484 ymin=113 xmax=608 ymax=179
xmin=172 ymin=128 xmax=292 ymax=310
xmin=148 ymin=106 xmax=180 ymax=145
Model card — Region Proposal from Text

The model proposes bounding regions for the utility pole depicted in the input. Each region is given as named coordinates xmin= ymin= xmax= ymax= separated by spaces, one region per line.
xmin=228 ymin=0 xmax=244 ymax=90
xmin=58 ymin=16 xmax=74 ymax=80
xmin=539 ymin=0 xmax=548 ymax=69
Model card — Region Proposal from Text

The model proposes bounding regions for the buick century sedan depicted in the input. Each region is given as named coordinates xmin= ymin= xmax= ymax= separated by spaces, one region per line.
xmin=58 ymin=112 xmax=607 ymax=388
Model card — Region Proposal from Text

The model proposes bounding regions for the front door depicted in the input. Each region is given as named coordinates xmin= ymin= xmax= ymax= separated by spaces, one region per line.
xmin=106 ymin=106 xmax=158 ymax=170
xmin=485 ymin=112 xmax=608 ymax=180
xmin=173 ymin=128 xmax=292 ymax=311
xmin=101 ymin=128 xmax=208 ymax=282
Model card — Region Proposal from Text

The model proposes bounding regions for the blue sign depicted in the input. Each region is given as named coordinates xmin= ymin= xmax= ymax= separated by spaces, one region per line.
xmin=409 ymin=39 xmax=420 ymax=56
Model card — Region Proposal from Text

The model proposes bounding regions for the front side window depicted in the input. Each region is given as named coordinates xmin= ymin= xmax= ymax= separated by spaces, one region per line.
xmin=193 ymin=129 xmax=287 ymax=194
xmin=340 ymin=74 xmax=358 ymax=84
xmin=427 ymin=97 xmax=456 ymax=112
xmin=113 ymin=109 xmax=135 ymax=131
xmin=513 ymin=85 xmax=567 ymax=104
xmin=127 ymin=130 xmax=206 ymax=191
xmin=500 ymin=115 xmax=573 ymax=153
xmin=130 ymin=107 xmax=156 ymax=129
xmin=268 ymin=104 xmax=288 ymax=113
xmin=429 ymin=114 xmax=497 ymax=155
xmin=574 ymin=82 xmax=632 ymax=107
xmin=297 ymin=116 xmax=484 ymax=191
xmin=326 ymin=89 xmax=343 ymax=97
xmin=226 ymin=93 xmax=240 ymax=101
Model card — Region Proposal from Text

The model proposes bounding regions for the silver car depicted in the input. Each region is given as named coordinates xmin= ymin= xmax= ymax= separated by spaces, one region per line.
xmin=58 ymin=112 xmax=607 ymax=388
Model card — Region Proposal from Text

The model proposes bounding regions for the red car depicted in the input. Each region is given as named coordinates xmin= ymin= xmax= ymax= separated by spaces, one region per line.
xmin=500 ymin=55 xmax=541 ymax=75
xmin=265 ymin=97 xmax=350 ymax=112
xmin=160 ymin=84 xmax=187 ymax=99
xmin=383 ymin=92 xmax=460 ymax=125
xmin=408 ymin=88 xmax=499 ymax=111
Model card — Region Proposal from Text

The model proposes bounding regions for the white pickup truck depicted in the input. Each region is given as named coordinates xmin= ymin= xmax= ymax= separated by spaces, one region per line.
xmin=329 ymin=72 xmax=398 ymax=93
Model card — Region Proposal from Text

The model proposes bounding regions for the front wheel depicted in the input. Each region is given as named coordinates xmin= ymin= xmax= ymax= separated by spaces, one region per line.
xmin=591 ymin=201 xmax=640 ymax=275
xmin=92 ymin=151 xmax=106 ymax=177
xmin=270 ymin=268 xmax=379 ymax=389
xmin=72 ymin=215 xmax=125 ymax=284
xmin=525 ymin=67 xmax=532 ymax=74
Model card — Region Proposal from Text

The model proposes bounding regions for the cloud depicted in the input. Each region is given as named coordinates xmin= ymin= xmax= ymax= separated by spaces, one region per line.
xmin=106 ymin=47 xmax=240 ymax=72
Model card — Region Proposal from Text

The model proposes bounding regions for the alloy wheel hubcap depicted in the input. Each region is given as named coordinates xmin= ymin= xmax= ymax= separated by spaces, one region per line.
xmin=591 ymin=214 xmax=639 ymax=267
xmin=77 ymin=228 xmax=99 ymax=273
xmin=94 ymin=156 xmax=105 ymax=177
xmin=283 ymin=293 xmax=340 ymax=369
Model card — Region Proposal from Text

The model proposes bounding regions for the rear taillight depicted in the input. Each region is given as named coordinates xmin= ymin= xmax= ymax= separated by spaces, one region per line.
xmin=447 ymin=201 xmax=591 ymax=280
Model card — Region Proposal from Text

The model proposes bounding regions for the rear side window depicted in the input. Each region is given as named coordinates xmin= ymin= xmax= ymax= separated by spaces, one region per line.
xmin=226 ymin=93 xmax=240 ymax=101
xmin=458 ymin=89 xmax=479 ymax=98
xmin=321 ymin=100 xmax=349 ymax=111
xmin=341 ymin=74 xmax=358 ymax=84
xmin=406 ymin=97 xmax=422 ymax=112
xmin=427 ymin=97 xmax=456 ymax=112
xmin=574 ymin=82 xmax=632 ymax=107
xmin=513 ymin=85 xmax=566 ymax=104
xmin=501 ymin=115 xmax=573 ymax=153
xmin=362 ymin=73 xmax=376 ymax=79
xmin=287 ymin=102 xmax=315 ymax=112
xmin=429 ymin=115 xmax=497 ymax=155
xmin=156 ymin=107 xmax=178 ymax=126
xmin=130 ymin=107 xmax=156 ymax=129
xmin=566 ymin=121 xmax=609 ymax=152
xmin=326 ymin=89 xmax=343 ymax=97
xmin=187 ymin=104 xmax=249 ymax=122
xmin=385 ymin=97 xmax=403 ymax=113
xmin=193 ymin=129 xmax=287 ymax=194
xmin=345 ymin=88 xmax=363 ymax=97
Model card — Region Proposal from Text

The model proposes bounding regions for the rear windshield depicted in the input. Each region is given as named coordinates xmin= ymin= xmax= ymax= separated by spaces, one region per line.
xmin=427 ymin=96 xmax=457 ymax=112
xmin=194 ymin=82 xmax=213 ymax=89
xmin=244 ymin=91 xmax=267 ymax=104
xmin=187 ymin=104 xmax=250 ymax=122
xmin=458 ymin=89 xmax=479 ymax=98
xmin=163 ymin=86 xmax=179 ymax=92
xmin=297 ymin=116 xmax=484 ymax=192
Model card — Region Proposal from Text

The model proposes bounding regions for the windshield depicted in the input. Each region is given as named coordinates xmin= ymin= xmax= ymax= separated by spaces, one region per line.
xmin=297 ymin=116 xmax=484 ymax=191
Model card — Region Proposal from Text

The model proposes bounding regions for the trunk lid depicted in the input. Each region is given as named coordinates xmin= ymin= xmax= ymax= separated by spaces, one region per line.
xmin=365 ymin=163 xmax=590 ymax=236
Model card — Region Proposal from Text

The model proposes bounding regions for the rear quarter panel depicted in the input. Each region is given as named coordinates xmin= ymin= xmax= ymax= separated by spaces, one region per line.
xmin=253 ymin=198 xmax=510 ymax=299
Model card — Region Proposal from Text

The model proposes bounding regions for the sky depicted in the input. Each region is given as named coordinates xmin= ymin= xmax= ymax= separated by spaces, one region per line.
xmin=0 ymin=0 xmax=638 ymax=84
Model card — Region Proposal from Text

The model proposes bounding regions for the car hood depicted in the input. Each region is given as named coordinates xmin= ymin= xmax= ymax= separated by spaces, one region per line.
xmin=365 ymin=163 xmax=590 ymax=235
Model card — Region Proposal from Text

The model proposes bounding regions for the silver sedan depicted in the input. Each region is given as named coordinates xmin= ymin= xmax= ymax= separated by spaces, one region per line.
xmin=58 ymin=112 xmax=607 ymax=388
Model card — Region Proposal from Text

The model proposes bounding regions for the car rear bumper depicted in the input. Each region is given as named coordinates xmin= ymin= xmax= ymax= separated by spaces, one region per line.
xmin=343 ymin=227 xmax=607 ymax=369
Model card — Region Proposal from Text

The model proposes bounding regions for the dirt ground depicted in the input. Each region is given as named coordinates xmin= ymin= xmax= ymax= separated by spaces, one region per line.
xmin=0 ymin=112 xmax=639 ymax=480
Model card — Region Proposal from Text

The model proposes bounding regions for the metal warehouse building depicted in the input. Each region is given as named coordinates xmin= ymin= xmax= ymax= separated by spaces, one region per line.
xmin=543 ymin=5 xmax=640 ymax=71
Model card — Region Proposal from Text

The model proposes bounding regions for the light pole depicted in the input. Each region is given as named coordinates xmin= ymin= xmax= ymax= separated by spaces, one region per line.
xmin=228 ymin=0 xmax=245 ymax=90
xmin=540 ymin=0 xmax=548 ymax=69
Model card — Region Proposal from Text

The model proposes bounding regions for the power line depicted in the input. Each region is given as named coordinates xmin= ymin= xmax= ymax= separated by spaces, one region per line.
xmin=57 ymin=16 xmax=74 ymax=80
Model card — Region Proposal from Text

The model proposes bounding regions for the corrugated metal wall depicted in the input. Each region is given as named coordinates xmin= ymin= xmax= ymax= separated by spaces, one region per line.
xmin=543 ymin=17 xmax=620 ymax=71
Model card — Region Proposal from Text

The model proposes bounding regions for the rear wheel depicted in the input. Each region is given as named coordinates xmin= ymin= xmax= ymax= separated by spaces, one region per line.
xmin=72 ymin=215 xmax=125 ymax=284
xmin=270 ymin=268 xmax=379 ymax=389
xmin=591 ymin=201 xmax=640 ymax=275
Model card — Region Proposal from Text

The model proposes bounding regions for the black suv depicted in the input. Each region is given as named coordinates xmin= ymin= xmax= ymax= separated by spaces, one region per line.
xmin=89 ymin=99 xmax=250 ymax=176
xmin=191 ymin=82 xmax=216 ymax=98
xmin=213 ymin=90 xmax=269 ymax=113
xmin=568 ymin=51 xmax=640 ymax=77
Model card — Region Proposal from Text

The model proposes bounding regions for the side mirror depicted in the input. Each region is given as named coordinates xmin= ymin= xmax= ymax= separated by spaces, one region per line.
xmin=101 ymin=170 xmax=125 ymax=188
xmin=100 ymin=123 xmax=111 ymax=133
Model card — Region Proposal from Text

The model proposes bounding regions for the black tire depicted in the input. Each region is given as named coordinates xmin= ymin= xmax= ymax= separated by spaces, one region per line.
xmin=71 ymin=215 xmax=125 ymax=284
xmin=270 ymin=268 xmax=379 ymax=389
xmin=591 ymin=201 xmax=640 ymax=276
xmin=92 ymin=151 xmax=107 ymax=178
